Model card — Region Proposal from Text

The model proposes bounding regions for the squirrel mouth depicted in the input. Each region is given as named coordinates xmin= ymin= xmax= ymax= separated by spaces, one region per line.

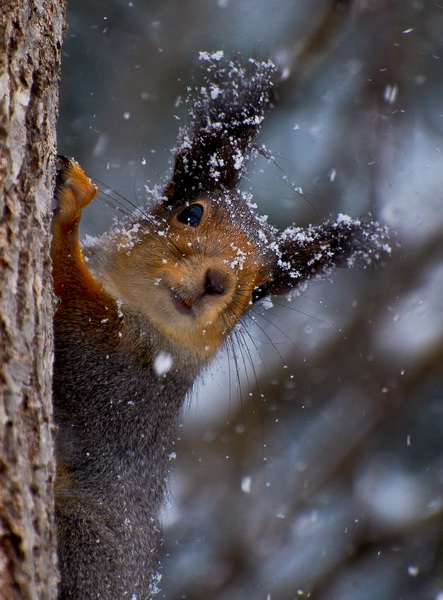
xmin=172 ymin=293 xmax=196 ymax=316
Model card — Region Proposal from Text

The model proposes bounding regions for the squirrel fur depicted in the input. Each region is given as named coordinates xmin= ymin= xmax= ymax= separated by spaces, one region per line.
xmin=52 ymin=57 xmax=389 ymax=599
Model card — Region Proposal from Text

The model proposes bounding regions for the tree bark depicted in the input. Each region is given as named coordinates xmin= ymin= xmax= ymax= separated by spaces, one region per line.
xmin=0 ymin=1 xmax=66 ymax=598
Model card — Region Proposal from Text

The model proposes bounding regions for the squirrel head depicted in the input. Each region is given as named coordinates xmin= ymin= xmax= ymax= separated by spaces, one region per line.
xmin=87 ymin=54 xmax=389 ymax=364
xmin=89 ymin=190 xmax=276 ymax=360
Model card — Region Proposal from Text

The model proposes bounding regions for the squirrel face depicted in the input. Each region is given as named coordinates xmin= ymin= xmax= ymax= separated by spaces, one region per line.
xmin=90 ymin=193 xmax=274 ymax=359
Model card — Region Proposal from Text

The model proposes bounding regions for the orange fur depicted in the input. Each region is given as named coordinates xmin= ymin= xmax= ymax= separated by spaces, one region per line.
xmin=92 ymin=196 xmax=272 ymax=358
xmin=51 ymin=158 xmax=101 ymax=300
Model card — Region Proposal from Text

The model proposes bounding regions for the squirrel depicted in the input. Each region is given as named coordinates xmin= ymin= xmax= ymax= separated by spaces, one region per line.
xmin=52 ymin=56 xmax=389 ymax=599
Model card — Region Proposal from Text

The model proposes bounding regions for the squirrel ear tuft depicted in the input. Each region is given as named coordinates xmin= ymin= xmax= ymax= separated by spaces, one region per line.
xmin=163 ymin=54 xmax=276 ymax=206
xmin=268 ymin=216 xmax=391 ymax=297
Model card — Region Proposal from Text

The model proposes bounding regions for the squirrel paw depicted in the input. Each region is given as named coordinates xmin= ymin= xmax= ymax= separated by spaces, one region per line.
xmin=54 ymin=156 xmax=98 ymax=230
xmin=52 ymin=157 xmax=101 ymax=298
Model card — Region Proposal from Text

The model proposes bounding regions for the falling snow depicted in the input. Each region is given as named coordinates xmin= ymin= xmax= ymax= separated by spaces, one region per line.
xmin=154 ymin=352 xmax=173 ymax=376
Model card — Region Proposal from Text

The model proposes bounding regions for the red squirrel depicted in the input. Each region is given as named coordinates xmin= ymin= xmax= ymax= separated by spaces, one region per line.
xmin=52 ymin=56 xmax=389 ymax=599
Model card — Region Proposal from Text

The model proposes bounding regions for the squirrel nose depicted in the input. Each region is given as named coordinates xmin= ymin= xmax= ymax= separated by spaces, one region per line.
xmin=204 ymin=268 xmax=228 ymax=296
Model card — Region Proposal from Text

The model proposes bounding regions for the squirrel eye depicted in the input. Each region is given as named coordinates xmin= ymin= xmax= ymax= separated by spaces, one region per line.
xmin=252 ymin=282 xmax=270 ymax=303
xmin=177 ymin=203 xmax=204 ymax=227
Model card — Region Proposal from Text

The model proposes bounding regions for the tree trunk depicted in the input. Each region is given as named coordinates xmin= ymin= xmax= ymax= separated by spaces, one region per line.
xmin=0 ymin=1 xmax=66 ymax=598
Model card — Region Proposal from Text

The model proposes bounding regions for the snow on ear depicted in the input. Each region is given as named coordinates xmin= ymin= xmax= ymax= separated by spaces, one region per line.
xmin=268 ymin=214 xmax=391 ymax=297
xmin=163 ymin=55 xmax=276 ymax=206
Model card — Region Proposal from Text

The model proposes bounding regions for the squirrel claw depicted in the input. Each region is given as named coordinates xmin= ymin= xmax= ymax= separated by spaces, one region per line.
xmin=55 ymin=155 xmax=72 ymax=186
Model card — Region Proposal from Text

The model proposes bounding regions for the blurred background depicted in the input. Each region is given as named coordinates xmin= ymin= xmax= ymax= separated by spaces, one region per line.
xmin=58 ymin=1 xmax=443 ymax=598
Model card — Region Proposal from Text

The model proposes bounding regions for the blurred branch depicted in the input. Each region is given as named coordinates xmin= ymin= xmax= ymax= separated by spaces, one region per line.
xmin=274 ymin=0 xmax=355 ymax=93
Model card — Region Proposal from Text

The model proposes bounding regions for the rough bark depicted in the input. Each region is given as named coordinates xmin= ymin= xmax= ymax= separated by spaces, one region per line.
xmin=0 ymin=1 xmax=66 ymax=598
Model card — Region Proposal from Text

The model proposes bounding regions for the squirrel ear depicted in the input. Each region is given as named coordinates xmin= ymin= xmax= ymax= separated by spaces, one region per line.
xmin=268 ymin=216 xmax=391 ymax=297
xmin=163 ymin=55 xmax=276 ymax=206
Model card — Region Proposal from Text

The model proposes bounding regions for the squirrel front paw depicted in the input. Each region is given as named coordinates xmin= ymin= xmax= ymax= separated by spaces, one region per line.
xmin=54 ymin=156 xmax=98 ymax=231
xmin=52 ymin=157 xmax=101 ymax=299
